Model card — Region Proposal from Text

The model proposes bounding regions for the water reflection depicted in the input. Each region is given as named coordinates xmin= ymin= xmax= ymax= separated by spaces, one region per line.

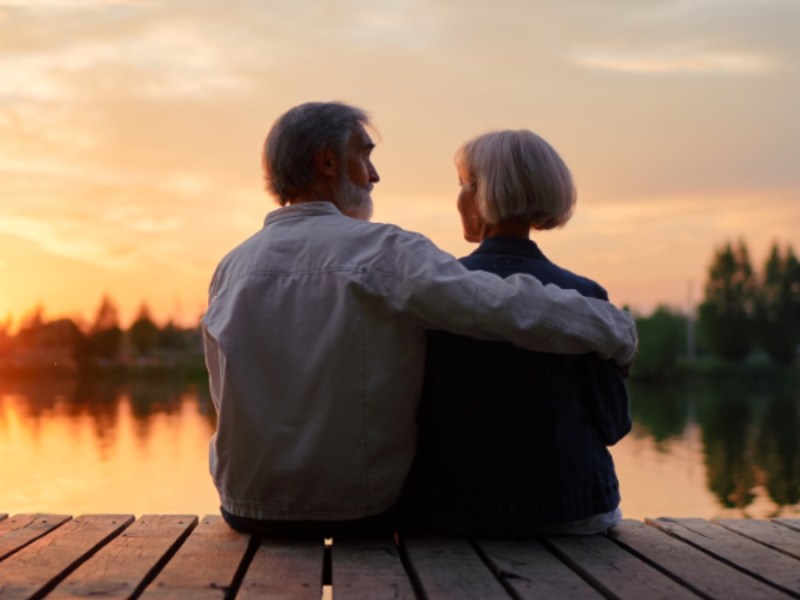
xmin=0 ymin=372 xmax=218 ymax=516
xmin=621 ymin=378 xmax=800 ymax=518
xmin=0 ymin=373 xmax=798 ymax=519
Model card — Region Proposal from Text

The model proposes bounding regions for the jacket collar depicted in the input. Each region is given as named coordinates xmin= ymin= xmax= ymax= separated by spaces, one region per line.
xmin=264 ymin=201 xmax=342 ymax=227
xmin=473 ymin=237 xmax=548 ymax=261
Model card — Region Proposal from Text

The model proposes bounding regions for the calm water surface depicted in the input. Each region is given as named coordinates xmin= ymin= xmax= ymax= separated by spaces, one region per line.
xmin=1 ymin=373 xmax=798 ymax=519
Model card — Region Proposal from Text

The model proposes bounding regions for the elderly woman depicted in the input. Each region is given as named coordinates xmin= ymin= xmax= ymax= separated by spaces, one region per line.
xmin=410 ymin=130 xmax=631 ymax=536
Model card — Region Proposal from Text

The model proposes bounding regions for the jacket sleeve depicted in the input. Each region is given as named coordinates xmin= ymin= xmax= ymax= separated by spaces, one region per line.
xmin=583 ymin=357 xmax=632 ymax=445
xmin=384 ymin=232 xmax=638 ymax=366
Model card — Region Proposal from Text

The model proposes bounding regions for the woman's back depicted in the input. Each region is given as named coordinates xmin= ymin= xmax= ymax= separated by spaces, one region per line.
xmin=411 ymin=236 xmax=631 ymax=536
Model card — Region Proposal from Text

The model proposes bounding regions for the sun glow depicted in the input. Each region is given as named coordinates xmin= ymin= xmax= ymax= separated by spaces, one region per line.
xmin=0 ymin=0 xmax=796 ymax=325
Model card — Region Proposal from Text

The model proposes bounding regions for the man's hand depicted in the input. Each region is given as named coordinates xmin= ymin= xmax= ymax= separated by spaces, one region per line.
xmin=617 ymin=362 xmax=632 ymax=379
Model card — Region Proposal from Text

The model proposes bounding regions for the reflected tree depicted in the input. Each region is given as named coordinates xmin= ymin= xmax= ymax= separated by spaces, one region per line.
xmin=755 ymin=391 xmax=800 ymax=511
xmin=698 ymin=390 xmax=757 ymax=510
xmin=72 ymin=375 xmax=125 ymax=458
xmin=628 ymin=383 xmax=689 ymax=447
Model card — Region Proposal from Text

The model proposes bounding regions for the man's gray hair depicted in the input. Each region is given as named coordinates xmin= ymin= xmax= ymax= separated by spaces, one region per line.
xmin=455 ymin=130 xmax=576 ymax=230
xmin=263 ymin=101 xmax=370 ymax=204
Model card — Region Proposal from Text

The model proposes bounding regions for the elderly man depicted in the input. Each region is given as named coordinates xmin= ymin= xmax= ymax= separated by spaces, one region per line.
xmin=202 ymin=101 xmax=637 ymax=537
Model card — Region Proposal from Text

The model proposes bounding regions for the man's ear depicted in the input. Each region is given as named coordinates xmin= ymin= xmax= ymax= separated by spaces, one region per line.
xmin=315 ymin=148 xmax=338 ymax=177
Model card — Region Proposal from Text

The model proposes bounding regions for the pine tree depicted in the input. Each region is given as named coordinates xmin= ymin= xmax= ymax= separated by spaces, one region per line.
xmin=757 ymin=243 xmax=800 ymax=365
xmin=88 ymin=294 xmax=123 ymax=361
xmin=698 ymin=240 xmax=757 ymax=361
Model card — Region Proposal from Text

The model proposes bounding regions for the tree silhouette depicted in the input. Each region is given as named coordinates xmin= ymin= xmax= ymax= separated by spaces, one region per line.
xmin=757 ymin=243 xmax=800 ymax=365
xmin=633 ymin=306 xmax=687 ymax=379
xmin=698 ymin=240 xmax=757 ymax=361
xmin=129 ymin=302 xmax=159 ymax=357
xmin=157 ymin=319 xmax=186 ymax=351
xmin=87 ymin=294 xmax=123 ymax=361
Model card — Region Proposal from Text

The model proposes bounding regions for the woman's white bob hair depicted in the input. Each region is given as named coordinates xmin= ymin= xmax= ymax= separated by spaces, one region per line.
xmin=454 ymin=129 xmax=576 ymax=230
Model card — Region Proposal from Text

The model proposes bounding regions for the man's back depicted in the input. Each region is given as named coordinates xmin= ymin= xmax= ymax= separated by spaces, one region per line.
xmin=204 ymin=202 xmax=432 ymax=520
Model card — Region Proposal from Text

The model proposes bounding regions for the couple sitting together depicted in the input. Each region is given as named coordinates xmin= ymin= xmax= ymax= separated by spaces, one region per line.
xmin=202 ymin=101 xmax=634 ymax=539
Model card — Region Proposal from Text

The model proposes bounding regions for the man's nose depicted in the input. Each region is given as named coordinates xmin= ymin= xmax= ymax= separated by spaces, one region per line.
xmin=369 ymin=163 xmax=380 ymax=183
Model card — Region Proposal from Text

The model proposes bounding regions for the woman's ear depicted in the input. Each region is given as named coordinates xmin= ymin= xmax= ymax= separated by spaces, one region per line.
xmin=315 ymin=148 xmax=338 ymax=178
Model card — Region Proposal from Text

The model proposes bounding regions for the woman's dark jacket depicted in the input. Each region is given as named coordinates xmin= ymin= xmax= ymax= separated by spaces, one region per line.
xmin=409 ymin=237 xmax=631 ymax=535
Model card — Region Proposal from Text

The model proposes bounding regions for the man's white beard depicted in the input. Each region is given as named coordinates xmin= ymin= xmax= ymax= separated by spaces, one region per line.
xmin=335 ymin=178 xmax=373 ymax=221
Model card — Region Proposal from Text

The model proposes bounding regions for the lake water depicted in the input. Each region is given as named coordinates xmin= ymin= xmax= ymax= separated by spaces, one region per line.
xmin=1 ymin=372 xmax=798 ymax=520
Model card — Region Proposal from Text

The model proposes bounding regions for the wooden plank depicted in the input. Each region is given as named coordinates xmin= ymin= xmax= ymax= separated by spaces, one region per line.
xmin=332 ymin=535 xmax=415 ymax=599
xmin=476 ymin=537 xmax=604 ymax=599
xmin=609 ymin=519 xmax=791 ymax=599
xmin=0 ymin=514 xmax=72 ymax=561
xmin=401 ymin=532 xmax=509 ymax=599
xmin=46 ymin=514 xmax=198 ymax=600
xmin=650 ymin=517 xmax=800 ymax=594
xmin=139 ymin=514 xmax=252 ymax=600
xmin=545 ymin=533 xmax=698 ymax=599
xmin=0 ymin=514 xmax=133 ymax=600
xmin=716 ymin=518 xmax=800 ymax=560
xmin=775 ymin=519 xmax=800 ymax=534
xmin=237 ymin=538 xmax=323 ymax=600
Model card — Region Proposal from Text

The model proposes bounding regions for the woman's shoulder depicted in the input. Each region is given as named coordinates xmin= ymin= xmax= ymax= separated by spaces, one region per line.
xmin=460 ymin=242 xmax=609 ymax=301
xmin=545 ymin=263 xmax=609 ymax=300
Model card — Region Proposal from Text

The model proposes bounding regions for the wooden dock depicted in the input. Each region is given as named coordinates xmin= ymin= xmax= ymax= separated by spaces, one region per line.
xmin=0 ymin=514 xmax=799 ymax=599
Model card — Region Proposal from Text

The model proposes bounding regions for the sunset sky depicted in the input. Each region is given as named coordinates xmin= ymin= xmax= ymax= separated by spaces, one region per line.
xmin=1 ymin=0 xmax=798 ymax=329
